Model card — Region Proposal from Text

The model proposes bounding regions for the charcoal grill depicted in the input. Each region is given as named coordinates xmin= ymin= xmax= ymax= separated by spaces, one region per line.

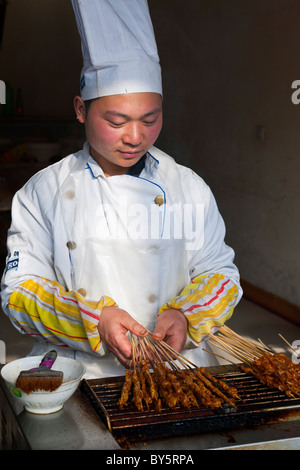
xmin=80 ymin=364 xmax=300 ymax=447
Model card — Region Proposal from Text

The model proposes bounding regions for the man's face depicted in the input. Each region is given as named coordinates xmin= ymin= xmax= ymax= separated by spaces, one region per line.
xmin=75 ymin=92 xmax=163 ymax=176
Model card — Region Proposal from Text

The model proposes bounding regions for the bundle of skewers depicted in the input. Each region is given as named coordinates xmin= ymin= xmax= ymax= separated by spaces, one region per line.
xmin=118 ymin=331 xmax=240 ymax=412
xmin=207 ymin=325 xmax=300 ymax=398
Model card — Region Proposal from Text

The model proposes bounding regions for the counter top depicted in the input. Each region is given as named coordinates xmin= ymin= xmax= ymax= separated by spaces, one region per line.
xmin=2 ymin=373 xmax=300 ymax=451
xmin=0 ymin=376 xmax=119 ymax=450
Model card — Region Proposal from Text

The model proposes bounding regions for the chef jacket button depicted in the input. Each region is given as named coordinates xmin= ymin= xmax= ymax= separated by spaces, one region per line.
xmin=65 ymin=189 xmax=75 ymax=199
xmin=148 ymin=294 xmax=157 ymax=303
xmin=154 ymin=195 xmax=165 ymax=206
xmin=66 ymin=241 xmax=77 ymax=250
xmin=78 ymin=288 xmax=87 ymax=297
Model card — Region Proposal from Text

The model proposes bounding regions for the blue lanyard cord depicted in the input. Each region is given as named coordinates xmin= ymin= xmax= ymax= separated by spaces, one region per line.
xmin=129 ymin=174 xmax=166 ymax=238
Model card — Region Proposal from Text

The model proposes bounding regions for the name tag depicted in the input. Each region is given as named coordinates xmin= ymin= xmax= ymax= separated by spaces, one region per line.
xmin=5 ymin=252 xmax=19 ymax=273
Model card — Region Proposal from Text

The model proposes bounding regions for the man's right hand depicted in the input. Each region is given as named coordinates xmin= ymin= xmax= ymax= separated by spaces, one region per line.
xmin=97 ymin=306 xmax=147 ymax=368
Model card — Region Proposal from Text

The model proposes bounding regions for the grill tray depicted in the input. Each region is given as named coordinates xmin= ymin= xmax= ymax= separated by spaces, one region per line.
xmin=80 ymin=364 xmax=300 ymax=446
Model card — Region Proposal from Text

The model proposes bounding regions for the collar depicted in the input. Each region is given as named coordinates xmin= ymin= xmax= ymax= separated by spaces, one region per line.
xmin=83 ymin=141 xmax=159 ymax=179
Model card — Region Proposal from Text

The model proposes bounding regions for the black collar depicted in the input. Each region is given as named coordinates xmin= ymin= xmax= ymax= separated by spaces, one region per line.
xmin=128 ymin=154 xmax=147 ymax=176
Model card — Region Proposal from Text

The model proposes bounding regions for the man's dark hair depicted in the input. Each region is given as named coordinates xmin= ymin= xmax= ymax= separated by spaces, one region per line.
xmin=84 ymin=99 xmax=94 ymax=114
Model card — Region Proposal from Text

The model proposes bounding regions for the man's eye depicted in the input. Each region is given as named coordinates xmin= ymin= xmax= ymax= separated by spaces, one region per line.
xmin=107 ymin=120 xmax=124 ymax=127
xmin=143 ymin=118 xmax=157 ymax=125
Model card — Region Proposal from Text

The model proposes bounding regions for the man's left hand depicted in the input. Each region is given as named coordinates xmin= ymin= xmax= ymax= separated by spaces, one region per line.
xmin=152 ymin=308 xmax=188 ymax=353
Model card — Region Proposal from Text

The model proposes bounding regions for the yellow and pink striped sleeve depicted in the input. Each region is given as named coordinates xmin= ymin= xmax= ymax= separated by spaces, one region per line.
xmin=7 ymin=278 xmax=117 ymax=355
xmin=157 ymin=273 xmax=240 ymax=344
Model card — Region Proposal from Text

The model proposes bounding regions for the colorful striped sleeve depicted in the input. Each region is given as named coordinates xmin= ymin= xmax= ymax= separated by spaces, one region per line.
xmin=7 ymin=277 xmax=117 ymax=355
xmin=157 ymin=273 xmax=240 ymax=345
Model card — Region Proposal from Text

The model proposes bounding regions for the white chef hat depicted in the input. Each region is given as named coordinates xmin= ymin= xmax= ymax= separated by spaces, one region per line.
xmin=71 ymin=0 xmax=162 ymax=100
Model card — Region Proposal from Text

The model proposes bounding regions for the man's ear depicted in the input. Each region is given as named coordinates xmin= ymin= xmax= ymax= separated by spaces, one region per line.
xmin=73 ymin=95 xmax=86 ymax=123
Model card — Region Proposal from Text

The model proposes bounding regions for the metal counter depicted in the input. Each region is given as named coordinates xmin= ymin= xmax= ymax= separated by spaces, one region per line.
xmin=2 ymin=373 xmax=300 ymax=451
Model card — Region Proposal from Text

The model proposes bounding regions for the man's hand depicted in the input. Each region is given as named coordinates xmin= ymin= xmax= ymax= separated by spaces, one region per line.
xmin=98 ymin=306 xmax=147 ymax=368
xmin=153 ymin=308 xmax=188 ymax=353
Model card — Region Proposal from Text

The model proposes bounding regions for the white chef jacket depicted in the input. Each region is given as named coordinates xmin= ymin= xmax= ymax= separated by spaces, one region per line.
xmin=1 ymin=143 xmax=242 ymax=377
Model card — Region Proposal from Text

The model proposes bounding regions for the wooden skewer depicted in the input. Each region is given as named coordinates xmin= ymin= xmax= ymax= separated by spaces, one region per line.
xmin=221 ymin=326 xmax=270 ymax=354
xmin=138 ymin=337 xmax=149 ymax=362
xmin=207 ymin=336 xmax=253 ymax=365
xmin=145 ymin=329 xmax=197 ymax=370
xmin=201 ymin=347 xmax=239 ymax=365
xmin=131 ymin=334 xmax=135 ymax=368
xmin=207 ymin=325 xmax=278 ymax=366
xmin=219 ymin=326 xmax=269 ymax=355
xmin=214 ymin=335 xmax=260 ymax=360
xmin=278 ymin=333 xmax=298 ymax=353
xmin=257 ymin=338 xmax=271 ymax=351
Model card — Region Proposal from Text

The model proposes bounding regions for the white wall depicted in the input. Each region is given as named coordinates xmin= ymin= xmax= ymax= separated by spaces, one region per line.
xmin=150 ymin=0 xmax=300 ymax=306
xmin=1 ymin=0 xmax=299 ymax=306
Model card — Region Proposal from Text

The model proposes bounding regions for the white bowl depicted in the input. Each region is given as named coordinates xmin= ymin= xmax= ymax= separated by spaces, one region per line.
xmin=1 ymin=356 xmax=86 ymax=414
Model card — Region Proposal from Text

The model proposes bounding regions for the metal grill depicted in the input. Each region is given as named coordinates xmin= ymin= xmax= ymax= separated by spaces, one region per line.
xmin=80 ymin=364 xmax=300 ymax=446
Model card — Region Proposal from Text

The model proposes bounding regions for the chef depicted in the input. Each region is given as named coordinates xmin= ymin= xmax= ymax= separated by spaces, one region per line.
xmin=0 ymin=0 xmax=242 ymax=378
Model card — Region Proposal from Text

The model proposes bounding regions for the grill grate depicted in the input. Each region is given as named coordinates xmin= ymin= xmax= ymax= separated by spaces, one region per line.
xmin=80 ymin=364 xmax=300 ymax=446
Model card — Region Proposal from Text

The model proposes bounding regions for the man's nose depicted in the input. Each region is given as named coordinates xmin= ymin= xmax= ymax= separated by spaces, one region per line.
xmin=122 ymin=122 xmax=143 ymax=146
